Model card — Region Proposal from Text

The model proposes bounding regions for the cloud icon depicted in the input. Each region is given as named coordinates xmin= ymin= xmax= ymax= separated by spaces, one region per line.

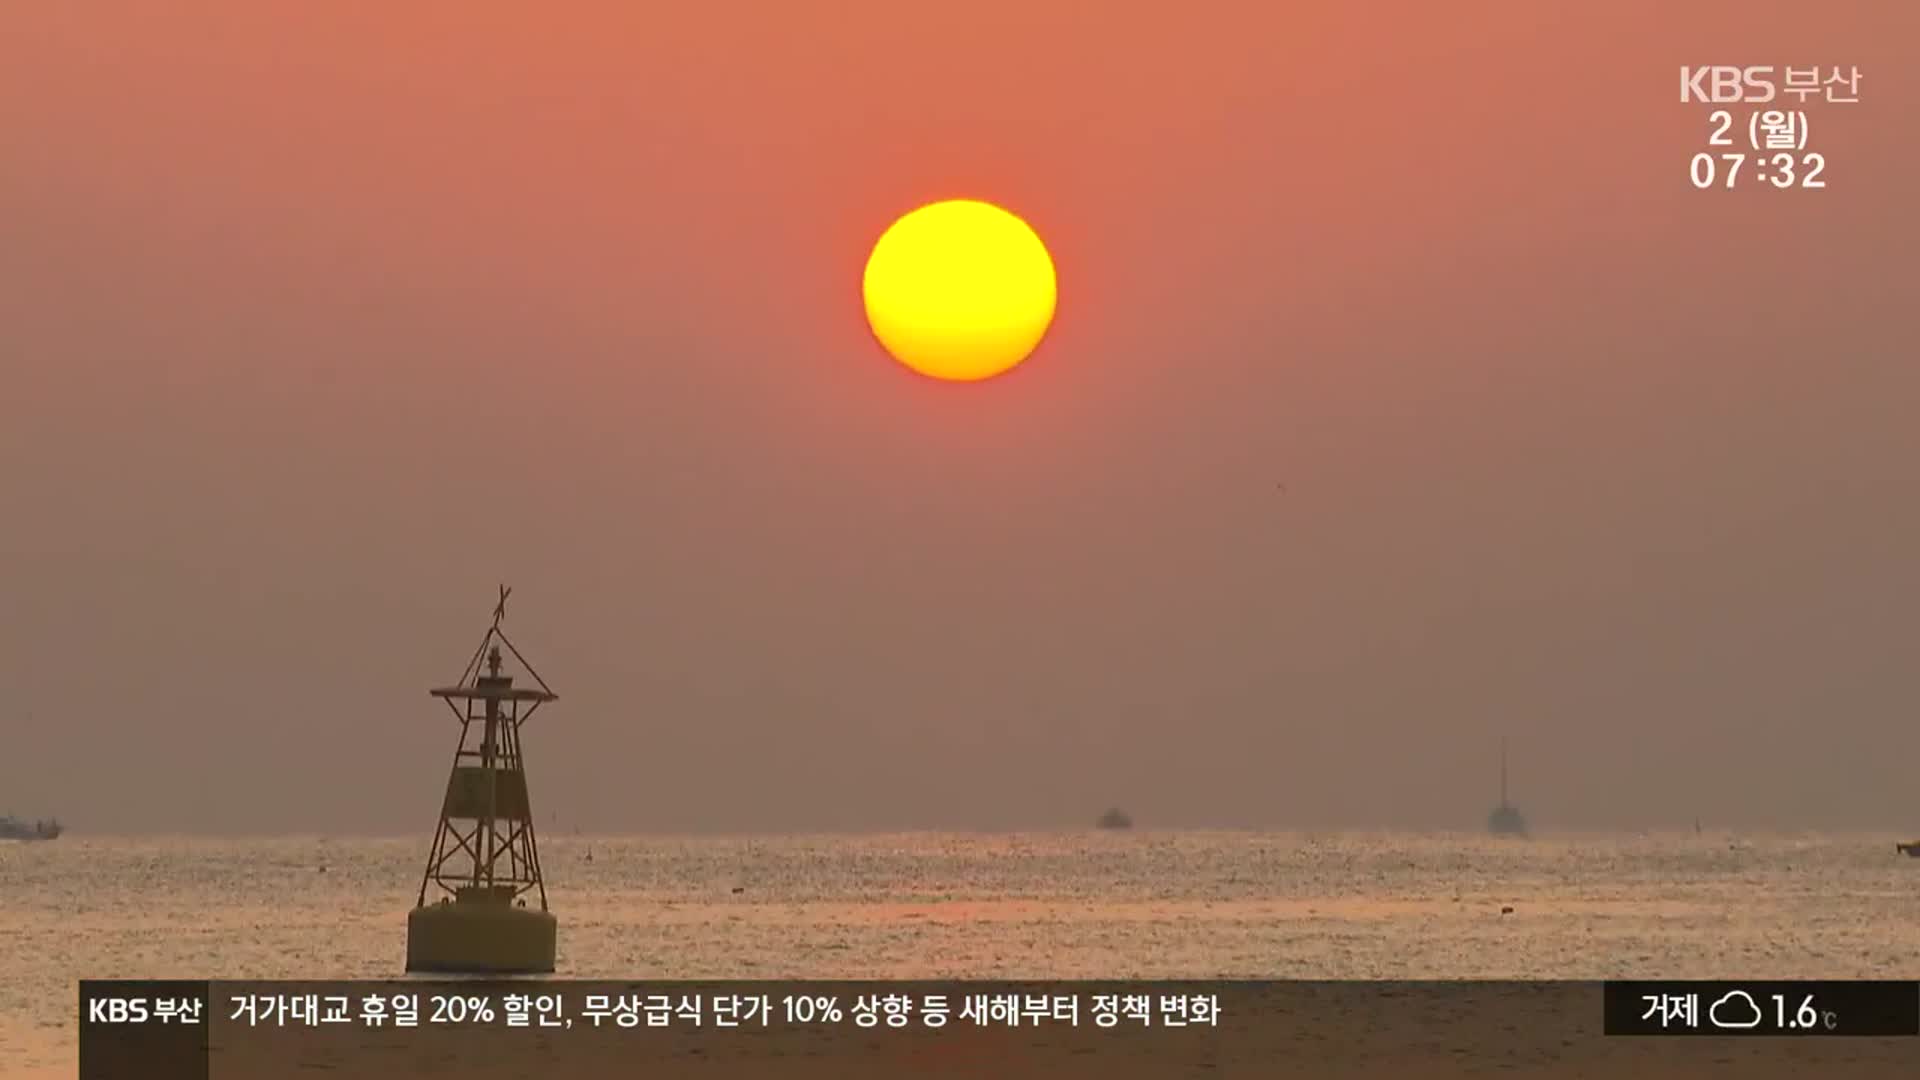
xmin=1708 ymin=990 xmax=1763 ymax=1029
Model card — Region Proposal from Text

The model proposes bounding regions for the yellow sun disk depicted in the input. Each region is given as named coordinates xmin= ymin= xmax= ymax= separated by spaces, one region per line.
xmin=863 ymin=200 xmax=1057 ymax=382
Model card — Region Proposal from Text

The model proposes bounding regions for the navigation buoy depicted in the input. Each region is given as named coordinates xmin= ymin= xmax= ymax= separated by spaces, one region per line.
xmin=1486 ymin=736 xmax=1528 ymax=837
xmin=406 ymin=586 xmax=561 ymax=973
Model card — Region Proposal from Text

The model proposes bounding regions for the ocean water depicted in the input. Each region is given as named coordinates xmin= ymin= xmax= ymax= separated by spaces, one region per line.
xmin=6 ymin=830 xmax=1920 ymax=1076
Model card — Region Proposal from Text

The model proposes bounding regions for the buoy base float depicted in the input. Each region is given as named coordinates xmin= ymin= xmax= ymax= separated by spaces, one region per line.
xmin=407 ymin=887 xmax=557 ymax=973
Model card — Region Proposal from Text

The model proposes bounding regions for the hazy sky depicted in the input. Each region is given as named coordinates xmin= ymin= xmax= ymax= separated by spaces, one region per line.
xmin=3 ymin=3 xmax=1916 ymax=833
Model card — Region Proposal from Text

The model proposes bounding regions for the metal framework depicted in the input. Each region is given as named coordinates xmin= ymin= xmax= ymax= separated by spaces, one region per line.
xmin=415 ymin=587 xmax=559 ymax=911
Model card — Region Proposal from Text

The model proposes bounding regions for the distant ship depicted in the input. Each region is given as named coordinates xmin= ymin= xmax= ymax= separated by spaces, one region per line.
xmin=1096 ymin=808 xmax=1134 ymax=830
xmin=1486 ymin=739 xmax=1528 ymax=837
xmin=0 ymin=815 xmax=63 ymax=841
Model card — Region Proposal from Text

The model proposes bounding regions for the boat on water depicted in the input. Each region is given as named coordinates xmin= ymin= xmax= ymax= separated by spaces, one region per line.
xmin=0 ymin=815 xmax=63 ymax=841
xmin=1486 ymin=738 xmax=1528 ymax=837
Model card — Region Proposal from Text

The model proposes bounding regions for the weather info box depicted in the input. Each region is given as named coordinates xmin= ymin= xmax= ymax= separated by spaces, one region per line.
xmin=1604 ymin=980 xmax=1919 ymax=1037
xmin=82 ymin=979 xmax=1920 ymax=1079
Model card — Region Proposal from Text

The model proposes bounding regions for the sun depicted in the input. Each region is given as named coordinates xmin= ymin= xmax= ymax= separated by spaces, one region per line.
xmin=862 ymin=199 xmax=1057 ymax=382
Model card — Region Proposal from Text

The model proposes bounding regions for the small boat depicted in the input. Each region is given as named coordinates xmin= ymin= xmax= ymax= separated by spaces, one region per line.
xmin=1895 ymin=842 xmax=1920 ymax=858
xmin=1096 ymin=808 xmax=1133 ymax=830
xmin=0 ymin=815 xmax=63 ymax=841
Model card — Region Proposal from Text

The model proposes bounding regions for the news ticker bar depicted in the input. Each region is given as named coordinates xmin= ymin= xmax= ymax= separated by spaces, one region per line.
xmin=83 ymin=979 xmax=1920 ymax=1038
xmin=78 ymin=980 xmax=1920 ymax=1080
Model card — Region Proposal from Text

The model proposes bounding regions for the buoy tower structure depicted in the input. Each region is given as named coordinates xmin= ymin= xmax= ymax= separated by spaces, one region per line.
xmin=1486 ymin=736 xmax=1528 ymax=837
xmin=407 ymin=586 xmax=560 ymax=973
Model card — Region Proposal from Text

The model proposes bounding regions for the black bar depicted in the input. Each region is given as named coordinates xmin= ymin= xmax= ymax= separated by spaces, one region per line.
xmin=72 ymin=979 xmax=1920 ymax=1078
xmin=1605 ymin=980 xmax=1919 ymax=1037
xmin=79 ymin=979 xmax=210 ymax=1080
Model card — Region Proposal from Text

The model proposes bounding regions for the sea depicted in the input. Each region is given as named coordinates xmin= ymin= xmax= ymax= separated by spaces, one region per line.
xmin=6 ymin=830 xmax=1919 ymax=1077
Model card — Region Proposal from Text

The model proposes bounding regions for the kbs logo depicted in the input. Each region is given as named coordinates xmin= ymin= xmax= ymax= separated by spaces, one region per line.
xmin=1681 ymin=66 xmax=1777 ymax=103
xmin=88 ymin=998 xmax=150 ymax=1023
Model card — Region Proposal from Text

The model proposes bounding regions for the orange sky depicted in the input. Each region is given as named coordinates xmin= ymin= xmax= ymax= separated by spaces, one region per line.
xmin=2 ymin=2 xmax=1916 ymax=831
